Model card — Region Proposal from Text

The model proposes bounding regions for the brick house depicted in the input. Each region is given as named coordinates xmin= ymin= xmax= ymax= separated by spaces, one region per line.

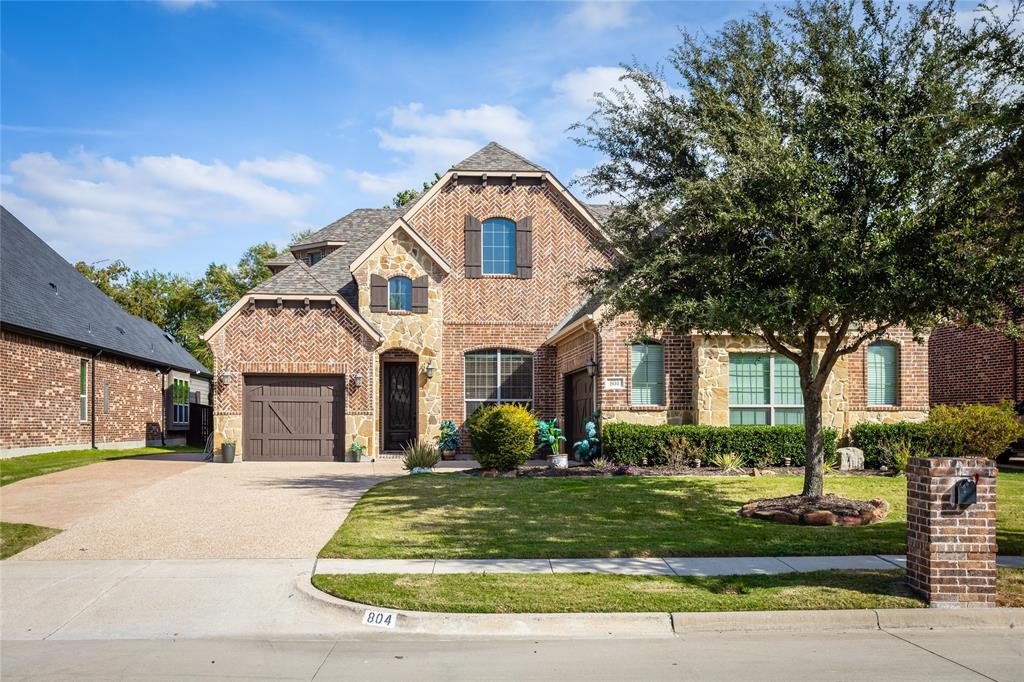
xmin=0 ymin=207 xmax=212 ymax=458
xmin=929 ymin=324 xmax=1023 ymax=408
xmin=202 ymin=143 xmax=929 ymax=461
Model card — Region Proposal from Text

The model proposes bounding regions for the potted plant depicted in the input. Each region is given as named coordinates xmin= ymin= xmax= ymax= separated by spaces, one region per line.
xmin=536 ymin=418 xmax=568 ymax=469
xmin=351 ymin=441 xmax=371 ymax=462
xmin=436 ymin=420 xmax=461 ymax=460
xmin=573 ymin=412 xmax=601 ymax=463
xmin=221 ymin=440 xmax=236 ymax=464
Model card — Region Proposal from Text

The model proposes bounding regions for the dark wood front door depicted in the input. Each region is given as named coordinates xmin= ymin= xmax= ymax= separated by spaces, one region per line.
xmin=383 ymin=362 xmax=417 ymax=451
xmin=564 ymin=369 xmax=594 ymax=453
xmin=243 ymin=375 xmax=344 ymax=461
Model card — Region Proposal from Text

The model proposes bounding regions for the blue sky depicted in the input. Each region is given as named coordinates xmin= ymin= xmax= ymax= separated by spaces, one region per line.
xmin=1 ymin=1 xmax=757 ymax=275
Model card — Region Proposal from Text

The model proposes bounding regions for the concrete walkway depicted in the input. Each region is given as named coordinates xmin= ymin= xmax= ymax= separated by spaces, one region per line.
xmin=316 ymin=554 xmax=1024 ymax=576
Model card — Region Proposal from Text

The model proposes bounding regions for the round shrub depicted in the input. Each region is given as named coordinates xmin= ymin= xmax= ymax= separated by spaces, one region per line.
xmin=927 ymin=401 xmax=1024 ymax=459
xmin=468 ymin=404 xmax=535 ymax=471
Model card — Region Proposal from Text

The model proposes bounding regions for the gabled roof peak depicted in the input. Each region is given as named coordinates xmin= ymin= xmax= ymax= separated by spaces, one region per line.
xmin=451 ymin=142 xmax=545 ymax=173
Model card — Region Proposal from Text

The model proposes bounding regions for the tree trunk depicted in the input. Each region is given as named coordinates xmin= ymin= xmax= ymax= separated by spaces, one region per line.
xmin=802 ymin=386 xmax=825 ymax=498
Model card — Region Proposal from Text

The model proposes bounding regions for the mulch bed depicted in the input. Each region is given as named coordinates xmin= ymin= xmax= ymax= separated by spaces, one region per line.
xmin=739 ymin=494 xmax=890 ymax=527
xmin=461 ymin=465 xmax=889 ymax=479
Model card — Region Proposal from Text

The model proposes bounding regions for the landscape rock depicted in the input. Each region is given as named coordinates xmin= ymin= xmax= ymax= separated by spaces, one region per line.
xmin=838 ymin=447 xmax=865 ymax=471
xmin=803 ymin=510 xmax=837 ymax=526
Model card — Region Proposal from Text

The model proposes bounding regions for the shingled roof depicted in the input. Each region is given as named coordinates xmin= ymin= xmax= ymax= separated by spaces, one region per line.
xmin=451 ymin=142 xmax=546 ymax=173
xmin=250 ymin=260 xmax=334 ymax=296
xmin=0 ymin=207 xmax=210 ymax=376
xmin=291 ymin=208 xmax=406 ymax=248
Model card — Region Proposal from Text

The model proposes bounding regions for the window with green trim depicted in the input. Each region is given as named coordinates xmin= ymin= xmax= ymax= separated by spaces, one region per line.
xmin=631 ymin=343 xmax=665 ymax=406
xmin=728 ymin=354 xmax=807 ymax=425
xmin=867 ymin=342 xmax=899 ymax=406
xmin=79 ymin=359 xmax=88 ymax=421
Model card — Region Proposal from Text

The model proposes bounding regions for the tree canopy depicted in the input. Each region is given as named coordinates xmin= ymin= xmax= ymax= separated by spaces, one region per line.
xmin=575 ymin=0 xmax=1023 ymax=496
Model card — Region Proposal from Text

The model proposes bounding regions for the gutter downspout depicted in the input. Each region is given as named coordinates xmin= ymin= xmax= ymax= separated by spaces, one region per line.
xmin=90 ymin=350 xmax=102 ymax=449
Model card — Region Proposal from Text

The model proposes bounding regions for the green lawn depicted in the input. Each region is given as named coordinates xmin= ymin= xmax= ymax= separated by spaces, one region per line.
xmin=1 ymin=445 xmax=201 ymax=487
xmin=0 ymin=521 xmax=60 ymax=559
xmin=313 ymin=569 xmax=927 ymax=613
xmin=320 ymin=472 xmax=1024 ymax=559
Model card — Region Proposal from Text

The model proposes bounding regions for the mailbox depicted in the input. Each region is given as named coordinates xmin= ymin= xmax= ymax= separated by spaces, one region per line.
xmin=951 ymin=477 xmax=978 ymax=506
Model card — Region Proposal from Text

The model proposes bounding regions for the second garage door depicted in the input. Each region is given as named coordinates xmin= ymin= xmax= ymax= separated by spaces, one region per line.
xmin=243 ymin=375 xmax=344 ymax=461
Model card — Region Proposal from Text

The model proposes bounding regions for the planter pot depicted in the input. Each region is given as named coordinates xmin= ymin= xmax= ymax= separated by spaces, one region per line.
xmin=221 ymin=443 xmax=236 ymax=464
xmin=548 ymin=453 xmax=569 ymax=469
xmin=440 ymin=449 xmax=456 ymax=461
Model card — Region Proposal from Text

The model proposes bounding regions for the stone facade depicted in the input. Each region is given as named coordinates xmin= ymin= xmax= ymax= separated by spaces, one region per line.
xmin=906 ymin=457 xmax=997 ymax=607
xmin=1 ymin=329 xmax=180 ymax=456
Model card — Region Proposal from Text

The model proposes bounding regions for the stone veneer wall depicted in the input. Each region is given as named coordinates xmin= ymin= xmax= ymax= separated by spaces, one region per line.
xmin=206 ymin=301 xmax=377 ymax=459
xmin=355 ymin=229 xmax=445 ymax=449
xmin=693 ymin=329 xmax=929 ymax=433
xmin=1 ymin=330 xmax=165 ymax=456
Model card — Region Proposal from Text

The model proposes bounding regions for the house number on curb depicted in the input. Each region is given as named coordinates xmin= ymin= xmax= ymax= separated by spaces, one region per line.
xmin=362 ymin=609 xmax=397 ymax=629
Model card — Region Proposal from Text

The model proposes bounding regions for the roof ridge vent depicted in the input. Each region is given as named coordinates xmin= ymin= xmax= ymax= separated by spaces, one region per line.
xmin=115 ymin=325 xmax=126 ymax=335
xmin=163 ymin=332 xmax=175 ymax=342
xmin=48 ymin=282 xmax=58 ymax=295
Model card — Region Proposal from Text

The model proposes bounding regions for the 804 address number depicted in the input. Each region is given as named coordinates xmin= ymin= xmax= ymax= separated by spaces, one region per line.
xmin=362 ymin=609 xmax=397 ymax=629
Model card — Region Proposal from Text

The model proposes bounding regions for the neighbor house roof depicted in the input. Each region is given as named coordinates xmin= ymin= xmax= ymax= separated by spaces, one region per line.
xmin=0 ymin=207 xmax=210 ymax=376
xmin=583 ymin=203 xmax=613 ymax=227
xmin=451 ymin=141 xmax=546 ymax=173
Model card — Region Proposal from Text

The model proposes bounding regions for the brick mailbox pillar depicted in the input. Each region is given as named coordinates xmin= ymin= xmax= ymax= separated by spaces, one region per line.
xmin=906 ymin=457 xmax=997 ymax=607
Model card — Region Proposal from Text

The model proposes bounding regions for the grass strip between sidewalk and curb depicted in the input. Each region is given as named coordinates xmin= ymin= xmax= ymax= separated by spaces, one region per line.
xmin=0 ymin=521 xmax=61 ymax=559
xmin=312 ymin=568 xmax=942 ymax=614
xmin=0 ymin=445 xmax=201 ymax=487
xmin=319 ymin=472 xmax=1024 ymax=559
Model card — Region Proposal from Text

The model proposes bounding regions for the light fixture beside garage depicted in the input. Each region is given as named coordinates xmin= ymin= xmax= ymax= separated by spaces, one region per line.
xmin=219 ymin=370 xmax=236 ymax=386
xmin=424 ymin=360 xmax=435 ymax=379
xmin=351 ymin=372 xmax=363 ymax=389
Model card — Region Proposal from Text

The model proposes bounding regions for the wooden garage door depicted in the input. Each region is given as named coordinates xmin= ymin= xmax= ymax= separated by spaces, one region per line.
xmin=243 ymin=375 xmax=344 ymax=461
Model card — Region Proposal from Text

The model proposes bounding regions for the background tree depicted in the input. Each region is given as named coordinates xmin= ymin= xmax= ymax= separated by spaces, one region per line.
xmin=388 ymin=172 xmax=441 ymax=208
xmin=576 ymin=0 xmax=1023 ymax=497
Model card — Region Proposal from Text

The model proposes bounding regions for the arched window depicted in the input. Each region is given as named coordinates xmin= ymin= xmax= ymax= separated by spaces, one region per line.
xmin=631 ymin=342 xmax=665 ymax=406
xmin=482 ymin=218 xmax=516 ymax=275
xmin=867 ymin=342 xmax=899 ymax=406
xmin=464 ymin=349 xmax=533 ymax=415
xmin=388 ymin=277 xmax=412 ymax=312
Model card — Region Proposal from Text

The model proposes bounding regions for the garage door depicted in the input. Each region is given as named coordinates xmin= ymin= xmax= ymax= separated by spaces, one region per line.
xmin=243 ymin=375 xmax=344 ymax=461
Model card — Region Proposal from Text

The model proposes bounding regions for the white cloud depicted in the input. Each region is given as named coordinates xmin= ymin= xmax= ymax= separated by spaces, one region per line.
xmin=155 ymin=0 xmax=214 ymax=12
xmin=551 ymin=66 xmax=634 ymax=111
xmin=2 ymin=149 xmax=328 ymax=264
xmin=345 ymin=103 xmax=538 ymax=198
xmin=564 ymin=1 xmax=637 ymax=31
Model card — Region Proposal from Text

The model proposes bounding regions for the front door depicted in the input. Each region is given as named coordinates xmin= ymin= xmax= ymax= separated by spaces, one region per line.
xmin=564 ymin=369 xmax=594 ymax=453
xmin=383 ymin=362 xmax=417 ymax=451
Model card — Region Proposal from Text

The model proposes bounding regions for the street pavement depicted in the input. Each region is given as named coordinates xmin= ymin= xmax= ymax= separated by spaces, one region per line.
xmin=3 ymin=629 xmax=1022 ymax=680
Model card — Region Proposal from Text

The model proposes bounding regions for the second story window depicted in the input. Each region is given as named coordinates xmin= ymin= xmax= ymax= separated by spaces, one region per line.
xmin=306 ymin=251 xmax=323 ymax=265
xmin=482 ymin=218 xmax=516 ymax=275
xmin=388 ymin=277 xmax=412 ymax=311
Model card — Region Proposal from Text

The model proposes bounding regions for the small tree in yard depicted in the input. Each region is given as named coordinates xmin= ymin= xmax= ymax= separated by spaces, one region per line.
xmin=576 ymin=0 xmax=1023 ymax=498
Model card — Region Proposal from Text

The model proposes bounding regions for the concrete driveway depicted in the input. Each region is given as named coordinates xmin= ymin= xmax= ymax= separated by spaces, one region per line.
xmin=2 ymin=456 xmax=433 ymax=560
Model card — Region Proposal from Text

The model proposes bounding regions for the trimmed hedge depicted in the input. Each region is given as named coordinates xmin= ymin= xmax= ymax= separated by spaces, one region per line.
xmin=602 ymin=423 xmax=837 ymax=468
xmin=849 ymin=422 xmax=931 ymax=468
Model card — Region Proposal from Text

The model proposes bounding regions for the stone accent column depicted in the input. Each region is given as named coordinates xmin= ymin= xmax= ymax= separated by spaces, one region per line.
xmin=906 ymin=457 xmax=997 ymax=607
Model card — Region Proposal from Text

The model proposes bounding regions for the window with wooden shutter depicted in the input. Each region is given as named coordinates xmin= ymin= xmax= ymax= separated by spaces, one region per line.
xmin=370 ymin=274 xmax=387 ymax=311
xmin=412 ymin=275 xmax=429 ymax=313
xmin=516 ymin=216 xmax=533 ymax=278
xmin=464 ymin=215 xmax=482 ymax=278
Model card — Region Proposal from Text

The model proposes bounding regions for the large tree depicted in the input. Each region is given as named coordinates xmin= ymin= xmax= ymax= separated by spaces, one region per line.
xmin=576 ymin=0 xmax=1023 ymax=497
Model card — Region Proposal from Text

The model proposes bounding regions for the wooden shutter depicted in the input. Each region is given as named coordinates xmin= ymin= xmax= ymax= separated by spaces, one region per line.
xmin=464 ymin=215 xmax=481 ymax=279
xmin=412 ymin=275 xmax=429 ymax=313
xmin=516 ymin=216 xmax=533 ymax=278
xmin=370 ymin=274 xmax=387 ymax=312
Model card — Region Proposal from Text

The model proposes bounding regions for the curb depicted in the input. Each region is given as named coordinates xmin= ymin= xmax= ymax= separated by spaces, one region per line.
xmin=298 ymin=577 xmax=1020 ymax=638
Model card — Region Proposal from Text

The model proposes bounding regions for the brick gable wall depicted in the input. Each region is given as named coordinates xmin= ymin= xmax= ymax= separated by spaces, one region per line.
xmin=929 ymin=324 xmax=1022 ymax=406
xmin=1 ymin=330 xmax=164 ymax=454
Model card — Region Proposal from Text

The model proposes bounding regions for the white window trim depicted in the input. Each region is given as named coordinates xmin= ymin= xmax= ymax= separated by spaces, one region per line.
xmin=463 ymin=349 xmax=534 ymax=419
xmin=728 ymin=353 xmax=807 ymax=425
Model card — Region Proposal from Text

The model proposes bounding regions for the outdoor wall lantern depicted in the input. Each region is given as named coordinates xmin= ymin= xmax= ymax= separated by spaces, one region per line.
xmin=585 ymin=358 xmax=598 ymax=378
xmin=424 ymin=360 xmax=435 ymax=380
xmin=351 ymin=372 xmax=363 ymax=389
xmin=219 ymin=371 xmax=235 ymax=386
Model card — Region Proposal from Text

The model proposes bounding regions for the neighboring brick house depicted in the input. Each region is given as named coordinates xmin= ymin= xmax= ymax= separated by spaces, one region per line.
xmin=929 ymin=324 xmax=1023 ymax=408
xmin=0 ymin=207 xmax=212 ymax=457
xmin=202 ymin=142 xmax=929 ymax=461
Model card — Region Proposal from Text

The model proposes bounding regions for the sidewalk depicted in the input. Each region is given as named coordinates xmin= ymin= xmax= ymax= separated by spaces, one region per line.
xmin=315 ymin=554 xmax=1024 ymax=576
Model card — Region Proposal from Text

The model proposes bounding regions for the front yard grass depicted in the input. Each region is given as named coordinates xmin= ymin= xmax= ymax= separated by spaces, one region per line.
xmin=312 ymin=569 xmax=927 ymax=613
xmin=1 ymin=445 xmax=201 ymax=487
xmin=320 ymin=472 xmax=1024 ymax=559
xmin=0 ymin=521 xmax=60 ymax=559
